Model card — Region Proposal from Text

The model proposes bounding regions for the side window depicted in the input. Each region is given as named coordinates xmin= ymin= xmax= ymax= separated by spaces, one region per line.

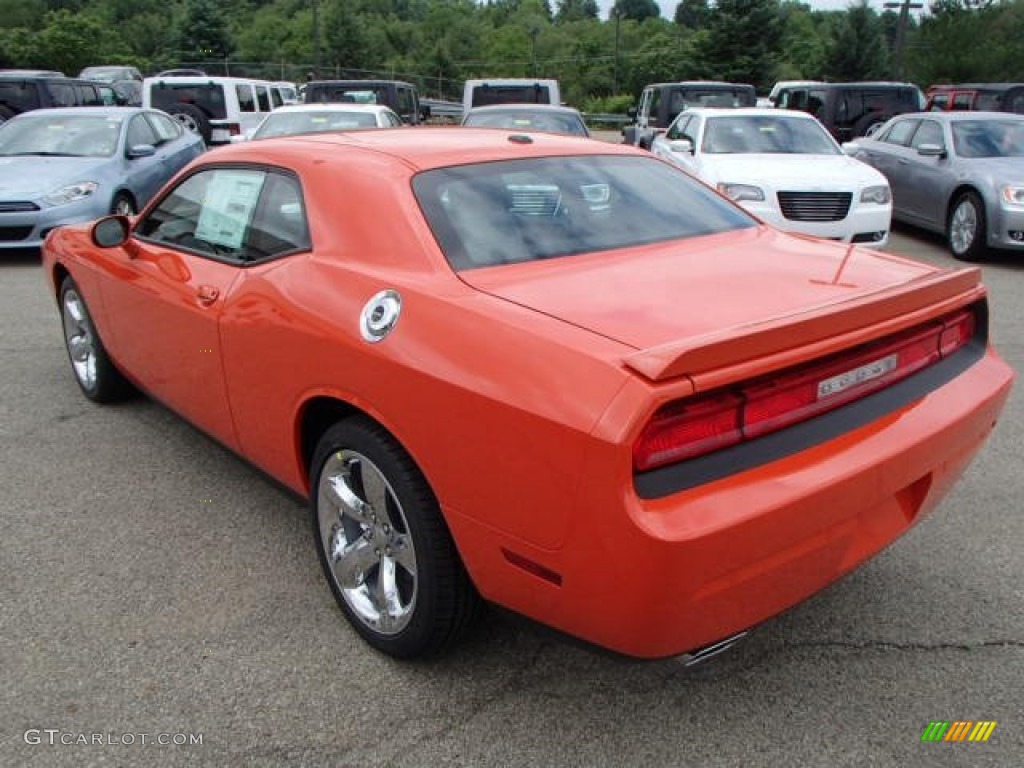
xmin=911 ymin=120 xmax=943 ymax=149
xmin=665 ymin=115 xmax=690 ymax=141
xmin=270 ymin=87 xmax=283 ymax=109
xmin=648 ymin=89 xmax=661 ymax=125
xmin=77 ymin=84 xmax=102 ymax=106
xmin=136 ymin=168 xmax=308 ymax=262
xmin=146 ymin=111 xmax=183 ymax=143
xmin=386 ymin=110 xmax=402 ymax=127
xmin=48 ymin=83 xmax=76 ymax=107
xmin=126 ymin=114 xmax=159 ymax=148
xmin=883 ymin=119 xmax=918 ymax=146
xmin=255 ymin=86 xmax=271 ymax=112
xmin=396 ymin=88 xmax=413 ymax=120
xmin=236 ymin=84 xmax=256 ymax=113
xmin=246 ymin=172 xmax=311 ymax=260
xmin=136 ymin=169 xmax=267 ymax=262
xmin=930 ymin=94 xmax=949 ymax=111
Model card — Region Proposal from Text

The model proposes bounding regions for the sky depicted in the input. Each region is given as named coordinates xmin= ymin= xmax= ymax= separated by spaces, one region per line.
xmin=597 ymin=0 xmax=904 ymax=19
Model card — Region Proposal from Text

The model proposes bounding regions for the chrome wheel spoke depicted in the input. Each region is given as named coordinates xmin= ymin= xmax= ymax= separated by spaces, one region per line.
xmin=375 ymin=557 xmax=403 ymax=630
xmin=359 ymin=460 xmax=392 ymax=526
xmin=390 ymin=533 xmax=417 ymax=577
xmin=333 ymin=536 xmax=379 ymax=590
xmin=67 ymin=334 xmax=92 ymax=362
xmin=326 ymin=468 xmax=372 ymax=526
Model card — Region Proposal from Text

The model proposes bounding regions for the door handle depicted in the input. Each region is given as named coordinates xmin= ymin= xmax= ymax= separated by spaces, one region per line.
xmin=898 ymin=158 xmax=910 ymax=165
xmin=197 ymin=285 xmax=219 ymax=305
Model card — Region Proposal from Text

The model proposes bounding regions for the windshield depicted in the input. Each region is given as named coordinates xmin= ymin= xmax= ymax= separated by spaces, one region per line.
xmin=463 ymin=110 xmax=587 ymax=136
xmin=253 ymin=110 xmax=379 ymax=138
xmin=307 ymin=86 xmax=383 ymax=105
xmin=952 ymin=120 xmax=1024 ymax=158
xmin=702 ymin=114 xmax=839 ymax=155
xmin=0 ymin=114 xmax=122 ymax=157
xmin=414 ymin=155 xmax=755 ymax=270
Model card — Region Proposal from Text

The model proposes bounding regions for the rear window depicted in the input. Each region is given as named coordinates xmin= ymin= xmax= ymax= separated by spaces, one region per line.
xmin=0 ymin=81 xmax=40 ymax=111
xmin=150 ymin=82 xmax=228 ymax=120
xmin=471 ymin=85 xmax=552 ymax=108
xmin=413 ymin=156 xmax=755 ymax=271
xmin=307 ymin=86 xmax=384 ymax=105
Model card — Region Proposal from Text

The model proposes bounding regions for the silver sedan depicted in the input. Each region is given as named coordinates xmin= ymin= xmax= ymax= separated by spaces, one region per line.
xmin=845 ymin=111 xmax=1024 ymax=260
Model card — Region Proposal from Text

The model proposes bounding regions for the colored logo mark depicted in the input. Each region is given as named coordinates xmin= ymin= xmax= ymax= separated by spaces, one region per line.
xmin=921 ymin=721 xmax=997 ymax=742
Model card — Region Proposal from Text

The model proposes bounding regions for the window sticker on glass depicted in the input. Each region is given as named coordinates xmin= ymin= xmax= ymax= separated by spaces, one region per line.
xmin=195 ymin=170 xmax=265 ymax=250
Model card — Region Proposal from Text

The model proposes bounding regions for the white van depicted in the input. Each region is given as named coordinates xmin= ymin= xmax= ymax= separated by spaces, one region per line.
xmin=462 ymin=79 xmax=560 ymax=114
xmin=143 ymin=75 xmax=284 ymax=145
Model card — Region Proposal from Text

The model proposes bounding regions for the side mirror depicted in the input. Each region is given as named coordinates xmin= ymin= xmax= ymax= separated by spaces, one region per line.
xmin=668 ymin=139 xmax=693 ymax=155
xmin=627 ymin=106 xmax=637 ymax=120
xmin=841 ymin=141 xmax=861 ymax=156
xmin=91 ymin=215 xmax=131 ymax=248
xmin=917 ymin=143 xmax=945 ymax=157
xmin=127 ymin=143 xmax=156 ymax=158
xmin=419 ymin=104 xmax=431 ymax=121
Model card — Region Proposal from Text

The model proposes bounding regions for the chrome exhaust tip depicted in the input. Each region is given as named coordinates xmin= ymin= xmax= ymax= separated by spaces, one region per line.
xmin=680 ymin=631 xmax=749 ymax=667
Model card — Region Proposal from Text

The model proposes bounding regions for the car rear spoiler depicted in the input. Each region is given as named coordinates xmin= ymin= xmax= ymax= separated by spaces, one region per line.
xmin=623 ymin=268 xmax=985 ymax=385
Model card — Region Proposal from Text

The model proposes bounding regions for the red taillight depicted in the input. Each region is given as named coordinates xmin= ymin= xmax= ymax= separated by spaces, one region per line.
xmin=633 ymin=393 xmax=743 ymax=471
xmin=634 ymin=308 xmax=977 ymax=472
xmin=228 ymin=123 xmax=241 ymax=136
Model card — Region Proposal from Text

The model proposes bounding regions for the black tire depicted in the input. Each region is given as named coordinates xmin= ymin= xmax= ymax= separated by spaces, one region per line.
xmin=310 ymin=417 xmax=479 ymax=658
xmin=59 ymin=277 xmax=133 ymax=403
xmin=853 ymin=112 xmax=890 ymax=138
xmin=947 ymin=190 xmax=988 ymax=262
xmin=0 ymin=104 xmax=14 ymax=124
xmin=110 ymin=191 xmax=135 ymax=216
xmin=166 ymin=103 xmax=211 ymax=144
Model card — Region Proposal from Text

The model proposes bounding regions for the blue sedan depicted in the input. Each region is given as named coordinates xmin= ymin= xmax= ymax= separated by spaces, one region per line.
xmin=0 ymin=107 xmax=204 ymax=250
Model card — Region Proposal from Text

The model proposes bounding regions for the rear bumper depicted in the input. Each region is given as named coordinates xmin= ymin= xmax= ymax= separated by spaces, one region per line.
xmin=451 ymin=348 xmax=1013 ymax=658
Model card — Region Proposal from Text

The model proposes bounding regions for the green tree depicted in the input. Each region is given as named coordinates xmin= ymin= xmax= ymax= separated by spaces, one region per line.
xmin=35 ymin=8 xmax=129 ymax=74
xmin=555 ymin=0 xmax=599 ymax=22
xmin=176 ymin=0 xmax=232 ymax=59
xmin=697 ymin=0 xmax=783 ymax=89
xmin=674 ymin=0 xmax=709 ymax=29
xmin=823 ymin=0 xmax=890 ymax=81
xmin=614 ymin=0 xmax=661 ymax=23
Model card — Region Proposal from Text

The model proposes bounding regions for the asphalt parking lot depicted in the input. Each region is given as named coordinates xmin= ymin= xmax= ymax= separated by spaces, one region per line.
xmin=2 ymin=223 xmax=1021 ymax=767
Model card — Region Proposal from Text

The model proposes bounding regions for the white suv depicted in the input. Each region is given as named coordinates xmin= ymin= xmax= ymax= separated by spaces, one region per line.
xmin=142 ymin=75 xmax=283 ymax=145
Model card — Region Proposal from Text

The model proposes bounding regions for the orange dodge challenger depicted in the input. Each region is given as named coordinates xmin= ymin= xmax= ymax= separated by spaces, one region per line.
xmin=42 ymin=128 xmax=1013 ymax=660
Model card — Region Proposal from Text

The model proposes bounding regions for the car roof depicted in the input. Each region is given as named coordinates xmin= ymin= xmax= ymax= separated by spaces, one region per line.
xmin=9 ymin=106 xmax=149 ymax=118
xmin=268 ymin=103 xmax=395 ymax=115
xmin=682 ymin=107 xmax=819 ymax=120
xmin=213 ymin=126 xmax=637 ymax=171
xmin=648 ymin=81 xmax=754 ymax=89
xmin=307 ymin=80 xmax=415 ymax=88
xmin=465 ymin=104 xmax=582 ymax=116
xmin=888 ymin=110 xmax=1024 ymax=123
xmin=928 ymin=82 xmax=1024 ymax=93
xmin=144 ymin=75 xmax=277 ymax=86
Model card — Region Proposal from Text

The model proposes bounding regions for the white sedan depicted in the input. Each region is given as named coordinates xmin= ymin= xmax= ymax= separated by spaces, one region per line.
xmin=237 ymin=103 xmax=403 ymax=141
xmin=652 ymin=108 xmax=892 ymax=245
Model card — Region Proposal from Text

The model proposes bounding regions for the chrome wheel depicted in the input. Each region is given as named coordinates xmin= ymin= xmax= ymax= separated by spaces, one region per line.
xmin=950 ymin=198 xmax=978 ymax=256
xmin=61 ymin=287 xmax=97 ymax=390
xmin=317 ymin=449 xmax=418 ymax=635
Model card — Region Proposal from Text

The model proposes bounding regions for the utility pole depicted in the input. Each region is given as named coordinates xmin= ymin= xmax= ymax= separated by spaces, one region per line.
xmin=884 ymin=0 xmax=923 ymax=80
xmin=613 ymin=8 xmax=621 ymax=94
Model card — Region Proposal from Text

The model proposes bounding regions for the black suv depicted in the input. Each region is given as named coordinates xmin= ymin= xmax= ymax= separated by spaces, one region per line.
xmin=0 ymin=74 xmax=104 ymax=123
xmin=304 ymin=80 xmax=427 ymax=124
xmin=776 ymin=81 xmax=925 ymax=142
